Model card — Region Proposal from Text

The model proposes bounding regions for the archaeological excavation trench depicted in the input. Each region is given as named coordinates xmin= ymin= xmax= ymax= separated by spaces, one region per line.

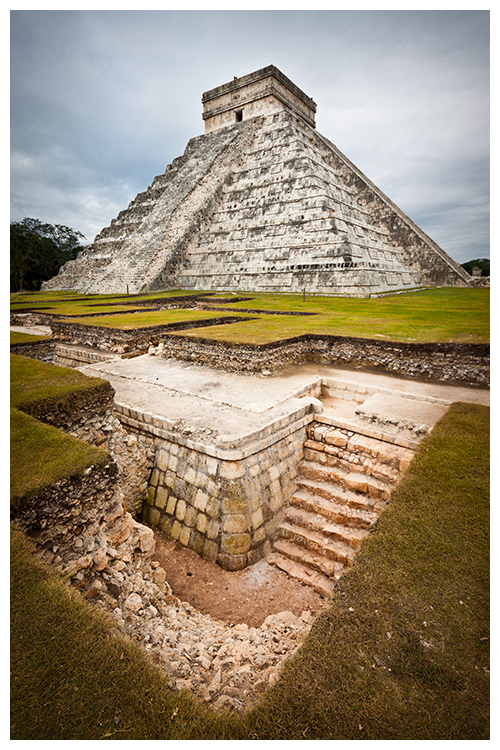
xmin=11 ymin=326 xmax=490 ymax=711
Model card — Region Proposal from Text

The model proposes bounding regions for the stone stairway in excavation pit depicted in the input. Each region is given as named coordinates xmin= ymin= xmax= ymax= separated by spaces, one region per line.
xmin=267 ymin=423 xmax=415 ymax=597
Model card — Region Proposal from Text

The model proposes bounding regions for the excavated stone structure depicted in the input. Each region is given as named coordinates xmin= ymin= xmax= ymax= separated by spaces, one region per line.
xmin=43 ymin=65 xmax=471 ymax=297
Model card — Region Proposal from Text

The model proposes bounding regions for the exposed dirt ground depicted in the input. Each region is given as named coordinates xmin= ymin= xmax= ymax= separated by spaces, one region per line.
xmin=150 ymin=527 xmax=325 ymax=629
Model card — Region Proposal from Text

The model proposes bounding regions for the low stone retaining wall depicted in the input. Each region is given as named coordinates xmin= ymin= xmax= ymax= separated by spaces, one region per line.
xmin=10 ymin=340 xmax=56 ymax=362
xmin=10 ymin=313 xmax=490 ymax=385
xmin=18 ymin=378 xmax=115 ymax=431
xmin=47 ymin=318 xmax=258 ymax=353
xmin=153 ymin=334 xmax=489 ymax=386
xmin=142 ymin=424 xmax=308 ymax=571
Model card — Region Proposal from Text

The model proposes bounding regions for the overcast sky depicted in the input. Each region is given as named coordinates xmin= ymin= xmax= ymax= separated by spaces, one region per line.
xmin=10 ymin=8 xmax=490 ymax=264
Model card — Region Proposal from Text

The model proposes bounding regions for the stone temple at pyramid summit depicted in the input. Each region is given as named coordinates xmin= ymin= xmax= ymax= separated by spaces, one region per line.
xmin=43 ymin=65 xmax=472 ymax=297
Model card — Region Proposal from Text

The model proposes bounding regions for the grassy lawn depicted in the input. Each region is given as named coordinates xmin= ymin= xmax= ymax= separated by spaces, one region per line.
xmin=10 ymin=354 xmax=110 ymax=412
xmin=10 ymin=331 xmax=51 ymax=344
xmin=10 ymin=290 xmax=205 ymax=317
xmin=66 ymin=309 xmax=255 ymax=329
xmin=10 ymin=408 xmax=108 ymax=504
xmin=11 ymin=402 xmax=489 ymax=739
xmin=11 ymin=288 xmax=489 ymax=343
xmin=177 ymin=288 xmax=489 ymax=344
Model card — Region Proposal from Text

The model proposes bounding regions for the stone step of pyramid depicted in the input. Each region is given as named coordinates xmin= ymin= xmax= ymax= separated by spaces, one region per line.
xmin=284 ymin=505 xmax=369 ymax=550
xmin=278 ymin=521 xmax=357 ymax=567
xmin=298 ymin=460 xmax=392 ymax=501
xmin=291 ymin=488 xmax=379 ymax=529
xmin=266 ymin=549 xmax=336 ymax=597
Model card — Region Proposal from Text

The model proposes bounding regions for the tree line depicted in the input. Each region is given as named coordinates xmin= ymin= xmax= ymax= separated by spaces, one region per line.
xmin=10 ymin=218 xmax=85 ymax=292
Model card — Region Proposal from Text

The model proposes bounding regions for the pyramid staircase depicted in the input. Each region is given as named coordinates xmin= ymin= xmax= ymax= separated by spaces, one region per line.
xmin=267 ymin=422 xmax=414 ymax=596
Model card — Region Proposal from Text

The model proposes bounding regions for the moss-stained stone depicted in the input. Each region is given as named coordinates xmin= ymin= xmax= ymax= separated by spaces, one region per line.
xmin=217 ymin=552 xmax=247 ymax=571
xmin=222 ymin=487 xmax=248 ymax=515
xmin=155 ymin=486 xmax=168 ymax=509
xmin=150 ymin=468 xmax=159 ymax=487
xmin=249 ymin=488 xmax=263 ymax=513
xmin=253 ymin=526 xmax=266 ymax=544
xmin=159 ymin=515 xmax=172 ymax=535
xmin=146 ymin=507 xmax=160 ymax=527
xmin=196 ymin=513 xmax=208 ymax=534
xmin=156 ymin=449 xmax=168 ymax=472
xmin=206 ymin=495 xmax=219 ymax=518
xmin=220 ymin=533 xmax=251 ymax=555
xmin=170 ymin=520 xmax=182 ymax=541
xmin=247 ymin=545 xmax=264 ymax=566
xmin=251 ymin=507 xmax=264 ymax=529
xmin=147 ymin=486 xmax=155 ymax=505
xmin=194 ymin=489 xmax=209 ymax=512
xmin=219 ymin=461 xmax=246 ymax=480
xmin=192 ymin=531 xmax=205 ymax=556
xmin=166 ymin=495 xmax=177 ymax=515
xmin=206 ymin=519 xmax=220 ymax=540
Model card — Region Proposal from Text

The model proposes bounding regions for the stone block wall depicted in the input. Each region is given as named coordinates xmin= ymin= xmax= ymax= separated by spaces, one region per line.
xmin=142 ymin=425 xmax=308 ymax=570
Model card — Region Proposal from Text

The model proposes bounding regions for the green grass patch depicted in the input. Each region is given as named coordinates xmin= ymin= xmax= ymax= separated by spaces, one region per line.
xmin=66 ymin=309 xmax=254 ymax=329
xmin=10 ymin=355 xmax=113 ymax=504
xmin=10 ymin=354 xmax=110 ymax=412
xmin=10 ymin=408 xmax=108 ymax=504
xmin=10 ymin=289 xmax=205 ymax=316
xmin=10 ymin=331 xmax=51 ymax=344
xmin=10 ymin=403 xmax=489 ymax=739
xmin=178 ymin=288 xmax=489 ymax=344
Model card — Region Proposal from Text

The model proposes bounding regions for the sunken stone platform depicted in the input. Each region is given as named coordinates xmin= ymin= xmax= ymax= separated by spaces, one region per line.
xmin=75 ymin=354 xmax=489 ymax=577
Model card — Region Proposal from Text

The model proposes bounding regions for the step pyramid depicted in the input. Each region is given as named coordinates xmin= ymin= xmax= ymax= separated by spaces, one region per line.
xmin=43 ymin=65 xmax=471 ymax=297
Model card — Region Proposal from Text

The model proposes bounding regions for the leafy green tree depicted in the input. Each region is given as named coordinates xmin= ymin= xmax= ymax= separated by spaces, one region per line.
xmin=460 ymin=258 xmax=490 ymax=277
xmin=10 ymin=218 xmax=86 ymax=292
